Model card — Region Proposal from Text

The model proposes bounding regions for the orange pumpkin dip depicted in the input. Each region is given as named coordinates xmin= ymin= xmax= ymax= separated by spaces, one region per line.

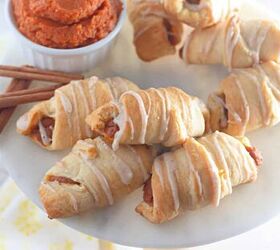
xmin=12 ymin=0 xmax=122 ymax=49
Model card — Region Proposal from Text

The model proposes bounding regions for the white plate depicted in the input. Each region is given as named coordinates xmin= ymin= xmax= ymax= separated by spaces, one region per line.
xmin=1 ymin=1 xmax=280 ymax=248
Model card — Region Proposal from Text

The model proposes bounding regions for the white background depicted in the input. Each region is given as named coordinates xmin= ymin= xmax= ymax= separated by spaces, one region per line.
xmin=0 ymin=0 xmax=279 ymax=249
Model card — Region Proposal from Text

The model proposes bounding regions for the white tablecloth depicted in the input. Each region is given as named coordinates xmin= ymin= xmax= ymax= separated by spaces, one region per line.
xmin=0 ymin=0 xmax=279 ymax=249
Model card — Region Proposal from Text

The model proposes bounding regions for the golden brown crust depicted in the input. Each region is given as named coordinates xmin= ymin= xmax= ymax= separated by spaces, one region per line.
xmin=182 ymin=16 xmax=280 ymax=68
xmin=208 ymin=62 xmax=280 ymax=136
xmin=86 ymin=87 xmax=208 ymax=148
xmin=163 ymin=0 xmax=239 ymax=28
xmin=136 ymin=132 xmax=260 ymax=223
xmin=127 ymin=0 xmax=183 ymax=61
xmin=17 ymin=77 xmax=139 ymax=150
xmin=39 ymin=137 xmax=155 ymax=218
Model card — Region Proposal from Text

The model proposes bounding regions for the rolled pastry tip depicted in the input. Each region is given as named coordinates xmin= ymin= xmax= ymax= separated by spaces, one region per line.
xmin=208 ymin=61 xmax=280 ymax=136
xmin=181 ymin=15 xmax=280 ymax=69
xmin=127 ymin=0 xmax=183 ymax=61
xmin=136 ymin=131 xmax=263 ymax=224
xmin=163 ymin=0 xmax=239 ymax=28
xmin=39 ymin=137 xmax=156 ymax=218
xmin=16 ymin=76 xmax=139 ymax=150
xmin=86 ymin=87 xmax=210 ymax=150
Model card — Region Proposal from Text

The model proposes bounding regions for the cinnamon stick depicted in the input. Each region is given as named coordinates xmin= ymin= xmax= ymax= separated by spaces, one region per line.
xmin=0 ymin=79 xmax=31 ymax=133
xmin=0 ymin=85 xmax=61 ymax=98
xmin=0 ymin=91 xmax=54 ymax=109
xmin=0 ymin=65 xmax=83 ymax=81
xmin=0 ymin=69 xmax=77 ymax=84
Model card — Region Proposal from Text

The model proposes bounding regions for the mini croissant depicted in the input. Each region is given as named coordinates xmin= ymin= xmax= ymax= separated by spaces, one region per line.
xmin=136 ymin=132 xmax=262 ymax=224
xmin=127 ymin=0 xmax=183 ymax=61
xmin=208 ymin=61 xmax=280 ymax=136
xmin=163 ymin=0 xmax=239 ymax=28
xmin=16 ymin=77 xmax=139 ymax=150
xmin=86 ymin=87 xmax=209 ymax=150
xmin=181 ymin=15 xmax=280 ymax=69
xmin=39 ymin=137 xmax=155 ymax=218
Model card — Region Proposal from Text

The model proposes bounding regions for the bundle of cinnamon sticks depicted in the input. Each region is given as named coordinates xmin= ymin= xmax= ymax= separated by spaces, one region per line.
xmin=0 ymin=65 xmax=84 ymax=133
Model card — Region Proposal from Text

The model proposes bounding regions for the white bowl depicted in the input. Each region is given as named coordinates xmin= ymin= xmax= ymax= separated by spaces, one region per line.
xmin=4 ymin=0 xmax=126 ymax=73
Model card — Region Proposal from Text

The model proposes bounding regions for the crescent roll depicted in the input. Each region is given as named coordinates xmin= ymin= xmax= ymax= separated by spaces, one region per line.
xmin=39 ymin=137 xmax=155 ymax=218
xmin=86 ymin=87 xmax=209 ymax=150
xmin=136 ymin=132 xmax=262 ymax=224
xmin=208 ymin=61 xmax=280 ymax=136
xmin=128 ymin=0 xmax=183 ymax=61
xmin=16 ymin=77 xmax=139 ymax=150
xmin=181 ymin=15 xmax=280 ymax=69
xmin=163 ymin=0 xmax=239 ymax=28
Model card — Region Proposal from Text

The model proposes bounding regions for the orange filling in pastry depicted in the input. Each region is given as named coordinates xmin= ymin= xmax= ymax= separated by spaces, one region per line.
xmin=186 ymin=0 xmax=201 ymax=4
xmin=143 ymin=178 xmax=153 ymax=206
xmin=31 ymin=117 xmax=55 ymax=146
xmin=245 ymin=146 xmax=263 ymax=167
xmin=104 ymin=119 xmax=120 ymax=139
xmin=218 ymin=94 xmax=229 ymax=129
xmin=47 ymin=176 xmax=81 ymax=186
xmin=163 ymin=19 xmax=180 ymax=46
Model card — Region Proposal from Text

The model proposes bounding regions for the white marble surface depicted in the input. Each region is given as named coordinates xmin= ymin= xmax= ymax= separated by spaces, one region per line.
xmin=0 ymin=0 xmax=279 ymax=249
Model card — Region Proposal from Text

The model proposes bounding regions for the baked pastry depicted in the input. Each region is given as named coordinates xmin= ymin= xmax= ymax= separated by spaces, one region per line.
xmin=86 ymin=87 xmax=209 ymax=150
xmin=181 ymin=15 xmax=280 ymax=69
xmin=127 ymin=0 xmax=183 ymax=61
xmin=136 ymin=131 xmax=262 ymax=224
xmin=163 ymin=0 xmax=239 ymax=28
xmin=39 ymin=137 xmax=155 ymax=218
xmin=208 ymin=61 xmax=280 ymax=136
xmin=16 ymin=76 xmax=139 ymax=150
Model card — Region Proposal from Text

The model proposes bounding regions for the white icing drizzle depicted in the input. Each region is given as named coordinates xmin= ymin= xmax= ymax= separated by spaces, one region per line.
xmin=154 ymin=89 xmax=169 ymax=141
xmin=111 ymin=77 xmax=130 ymax=92
xmin=80 ymin=153 xmax=114 ymax=205
xmin=103 ymin=78 xmax=116 ymax=100
xmin=238 ymin=69 xmax=269 ymax=125
xmin=199 ymin=138 xmax=221 ymax=207
xmin=183 ymin=147 xmax=203 ymax=201
xmin=75 ymin=82 xmax=93 ymax=138
xmin=41 ymin=182 xmax=56 ymax=193
xmin=224 ymin=15 xmax=240 ymax=69
xmin=77 ymin=140 xmax=94 ymax=148
xmin=256 ymin=79 xmax=269 ymax=126
xmin=16 ymin=113 xmax=29 ymax=131
xmin=210 ymin=94 xmax=242 ymax=123
xmin=70 ymin=84 xmax=82 ymax=138
xmin=219 ymin=134 xmax=243 ymax=185
xmin=112 ymin=103 xmax=127 ymax=151
xmin=68 ymin=192 xmax=79 ymax=212
xmin=128 ymin=117 xmax=135 ymax=141
xmin=56 ymin=90 xmax=72 ymax=113
xmin=128 ymin=146 xmax=149 ymax=181
xmin=38 ymin=120 xmax=51 ymax=146
xmin=257 ymin=65 xmax=280 ymax=100
xmin=163 ymin=153 xmax=180 ymax=211
xmin=98 ymin=139 xmax=133 ymax=185
xmin=124 ymin=91 xmax=148 ymax=144
xmin=88 ymin=76 xmax=99 ymax=110
xmin=179 ymin=94 xmax=189 ymax=138
xmin=234 ymin=77 xmax=250 ymax=130
xmin=202 ymin=23 xmax=221 ymax=56
xmin=211 ymin=134 xmax=232 ymax=195
xmin=154 ymin=158 xmax=164 ymax=188
xmin=56 ymin=90 xmax=72 ymax=132
xmin=246 ymin=21 xmax=271 ymax=65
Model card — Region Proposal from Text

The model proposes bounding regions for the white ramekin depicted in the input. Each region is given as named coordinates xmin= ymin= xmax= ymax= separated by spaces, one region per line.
xmin=5 ymin=0 xmax=126 ymax=73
